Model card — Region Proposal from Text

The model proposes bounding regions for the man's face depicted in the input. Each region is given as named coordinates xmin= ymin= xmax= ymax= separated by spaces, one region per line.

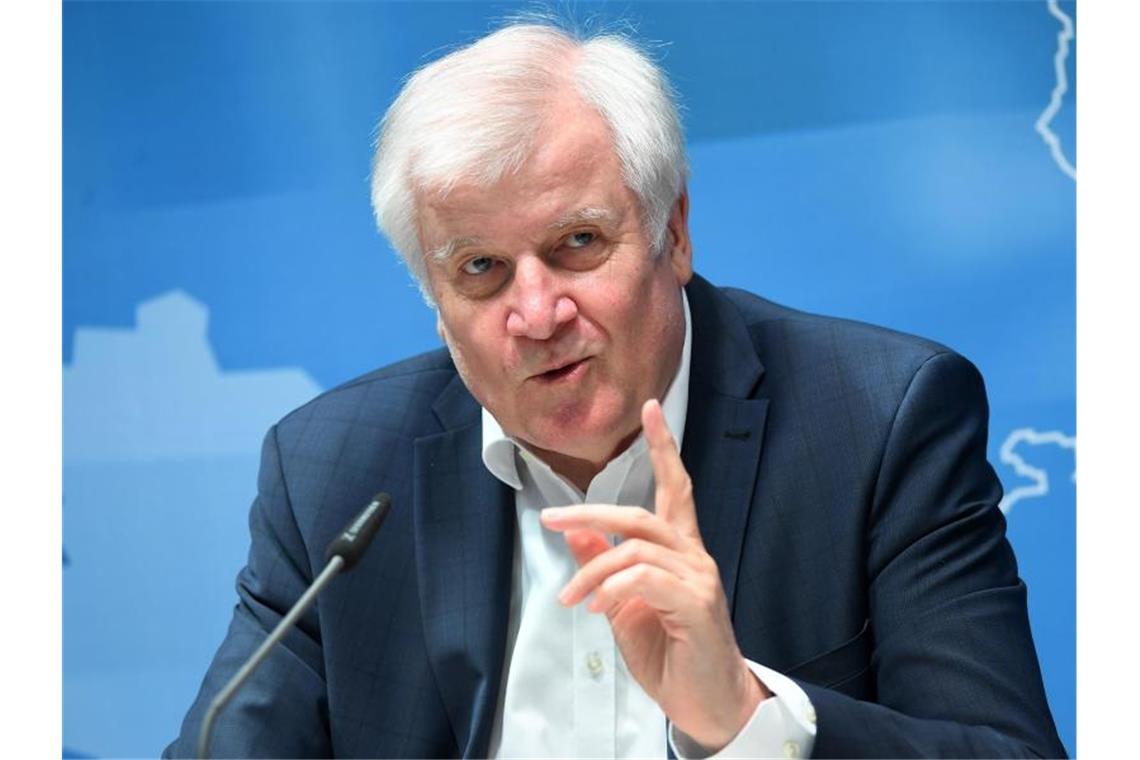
xmin=417 ymin=97 xmax=693 ymax=470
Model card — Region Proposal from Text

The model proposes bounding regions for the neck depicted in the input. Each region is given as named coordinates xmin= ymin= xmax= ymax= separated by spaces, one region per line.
xmin=526 ymin=427 xmax=641 ymax=493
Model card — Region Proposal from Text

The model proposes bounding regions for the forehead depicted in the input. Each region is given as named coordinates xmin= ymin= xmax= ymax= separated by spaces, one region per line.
xmin=416 ymin=100 xmax=635 ymax=245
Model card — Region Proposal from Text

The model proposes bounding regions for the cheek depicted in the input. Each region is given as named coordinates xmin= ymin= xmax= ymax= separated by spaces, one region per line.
xmin=603 ymin=274 xmax=685 ymax=376
xmin=440 ymin=314 xmax=509 ymax=388
xmin=605 ymin=279 xmax=661 ymax=341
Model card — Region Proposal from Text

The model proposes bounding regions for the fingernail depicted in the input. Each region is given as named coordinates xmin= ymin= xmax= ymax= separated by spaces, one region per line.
xmin=541 ymin=507 xmax=563 ymax=521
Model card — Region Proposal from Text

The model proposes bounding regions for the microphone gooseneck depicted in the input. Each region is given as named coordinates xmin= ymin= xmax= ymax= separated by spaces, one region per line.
xmin=196 ymin=493 xmax=392 ymax=759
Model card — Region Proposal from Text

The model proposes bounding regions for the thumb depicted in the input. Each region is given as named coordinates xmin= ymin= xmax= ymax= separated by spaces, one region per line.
xmin=563 ymin=528 xmax=611 ymax=568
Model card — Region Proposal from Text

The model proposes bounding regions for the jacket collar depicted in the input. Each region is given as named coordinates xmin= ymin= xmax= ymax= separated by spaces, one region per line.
xmin=680 ymin=275 xmax=770 ymax=611
xmin=413 ymin=390 xmax=513 ymax=757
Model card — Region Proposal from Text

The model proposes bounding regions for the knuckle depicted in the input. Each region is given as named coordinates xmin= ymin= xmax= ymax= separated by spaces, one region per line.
xmin=698 ymin=554 xmax=718 ymax=575
xmin=630 ymin=564 xmax=652 ymax=586
xmin=693 ymin=574 xmax=719 ymax=608
xmin=624 ymin=540 xmax=652 ymax=558
xmin=620 ymin=538 xmax=646 ymax=562
xmin=698 ymin=587 xmax=719 ymax=614
xmin=597 ymin=576 xmax=614 ymax=596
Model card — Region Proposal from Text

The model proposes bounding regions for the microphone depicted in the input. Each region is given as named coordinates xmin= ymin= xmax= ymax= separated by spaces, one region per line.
xmin=196 ymin=493 xmax=393 ymax=759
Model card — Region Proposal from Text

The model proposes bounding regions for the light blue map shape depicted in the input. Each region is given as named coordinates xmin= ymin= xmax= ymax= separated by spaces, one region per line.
xmin=64 ymin=292 xmax=322 ymax=757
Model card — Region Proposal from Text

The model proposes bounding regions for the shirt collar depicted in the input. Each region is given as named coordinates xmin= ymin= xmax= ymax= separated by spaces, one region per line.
xmin=482 ymin=288 xmax=693 ymax=491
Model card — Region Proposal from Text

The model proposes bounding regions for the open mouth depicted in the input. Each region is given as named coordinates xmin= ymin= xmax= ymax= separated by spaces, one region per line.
xmin=536 ymin=358 xmax=587 ymax=383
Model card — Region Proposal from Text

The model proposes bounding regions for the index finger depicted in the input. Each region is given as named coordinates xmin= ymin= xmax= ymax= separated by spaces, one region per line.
xmin=641 ymin=399 xmax=699 ymax=537
xmin=540 ymin=503 xmax=684 ymax=550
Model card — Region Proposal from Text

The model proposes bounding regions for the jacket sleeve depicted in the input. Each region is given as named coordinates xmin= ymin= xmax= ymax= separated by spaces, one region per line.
xmin=164 ymin=424 xmax=332 ymax=759
xmin=802 ymin=351 xmax=1066 ymax=758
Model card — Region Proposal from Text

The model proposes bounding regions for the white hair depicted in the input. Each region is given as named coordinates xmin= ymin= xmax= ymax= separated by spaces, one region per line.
xmin=370 ymin=21 xmax=688 ymax=302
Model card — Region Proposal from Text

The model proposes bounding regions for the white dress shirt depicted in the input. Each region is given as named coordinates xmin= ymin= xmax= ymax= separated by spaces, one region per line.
xmin=483 ymin=290 xmax=817 ymax=758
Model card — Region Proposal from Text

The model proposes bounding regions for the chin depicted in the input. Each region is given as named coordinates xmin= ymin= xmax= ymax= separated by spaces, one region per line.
xmin=528 ymin=408 xmax=636 ymax=461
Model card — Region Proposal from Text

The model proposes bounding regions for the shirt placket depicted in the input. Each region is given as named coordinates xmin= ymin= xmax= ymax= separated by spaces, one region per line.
xmin=570 ymin=453 xmax=642 ymax=758
xmin=572 ymin=597 xmax=617 ymax=757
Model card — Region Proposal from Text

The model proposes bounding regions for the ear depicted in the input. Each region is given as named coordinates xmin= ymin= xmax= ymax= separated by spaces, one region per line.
xmin=665 ymin=188 xmax=693 ymax=286
xmin=436 ymin=311 xmax=448 ymax=344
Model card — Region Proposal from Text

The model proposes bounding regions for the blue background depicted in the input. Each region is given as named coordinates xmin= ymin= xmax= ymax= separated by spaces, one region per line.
xmin=63 ymin=2 xmax=1076 ymax=756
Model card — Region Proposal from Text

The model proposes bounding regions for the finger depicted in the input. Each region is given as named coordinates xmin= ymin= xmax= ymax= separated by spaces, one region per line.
xmin=587 ymin=562 xmax=687 ymax=617
xmin=642 ymin=399 xmax=700 ymax=537
xmin=559 ymin=537 xmax=693 ymax=606
xmin=563 ymin=528 xmax=610 ymax=570
xmin=590 ymin=559 xmax=728 ymax=623
xmin=541 ymin=504 xmax=684 ymax=550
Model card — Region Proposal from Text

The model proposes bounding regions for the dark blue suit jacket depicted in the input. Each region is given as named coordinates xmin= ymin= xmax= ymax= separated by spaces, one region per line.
xmin=168 ymin=275 xmax=1065 ymax=758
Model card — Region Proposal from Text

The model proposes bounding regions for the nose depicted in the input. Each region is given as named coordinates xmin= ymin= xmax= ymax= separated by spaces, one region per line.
xmin=505 ymin=257 xmax=578 ymax=340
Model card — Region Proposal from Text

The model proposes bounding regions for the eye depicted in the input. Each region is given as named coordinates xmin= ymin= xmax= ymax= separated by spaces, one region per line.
xmin=461 ymin=256 xmax=495 ymax=275
xmin=565 ymin=231 xmax=596 ymax=249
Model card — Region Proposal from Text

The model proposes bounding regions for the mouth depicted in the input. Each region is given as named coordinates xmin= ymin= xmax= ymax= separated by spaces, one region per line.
xmin=533 ymin=357 xmax=590 ymax=384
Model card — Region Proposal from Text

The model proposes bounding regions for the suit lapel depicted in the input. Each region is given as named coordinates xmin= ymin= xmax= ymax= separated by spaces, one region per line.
xmin=682 ymin=276 xmax=770 ymax=612
xmin=682 ymin=393 xmax=769 ymax=611
xmin=414 ymin=376 xmax=514 ymax=758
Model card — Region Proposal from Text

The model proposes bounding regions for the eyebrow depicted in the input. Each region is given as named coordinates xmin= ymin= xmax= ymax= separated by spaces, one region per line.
xmin=428 ymin=236 xmax=485 ymax=264
xmin=547 ymin=206 xmax=617 ymax=230
xmin=427 ymin=207 xmax=618 ymax=264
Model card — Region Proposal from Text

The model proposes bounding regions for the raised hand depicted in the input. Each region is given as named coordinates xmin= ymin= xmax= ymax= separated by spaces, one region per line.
xmin=540 ymin=399 xmax=768 ymax=750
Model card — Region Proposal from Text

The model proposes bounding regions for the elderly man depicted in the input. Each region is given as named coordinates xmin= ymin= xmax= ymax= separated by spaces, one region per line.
xmin=168 ymin=22 xmax=1064 ymax=759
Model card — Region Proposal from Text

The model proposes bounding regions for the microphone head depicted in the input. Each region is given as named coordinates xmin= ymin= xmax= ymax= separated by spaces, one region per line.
xmin=324 ymin=493 xmax=392 ymax=570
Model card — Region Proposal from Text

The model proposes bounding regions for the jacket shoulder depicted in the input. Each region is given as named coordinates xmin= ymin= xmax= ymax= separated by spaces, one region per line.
xmin=712 ymin=285 xmax=985 ymax=451
xmin=719 ymin=286 xmax=957 ymax=371
xmin=274 ymin=347 xmax=458 ymax=445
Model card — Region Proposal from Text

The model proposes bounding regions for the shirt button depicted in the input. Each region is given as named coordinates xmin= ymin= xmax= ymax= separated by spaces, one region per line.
xmin=586 ymin=651 xmax=604 ymax=680
xmin=783 ymin=740 xmax=800 ymax=758
xmin=805 ymin=704 xmax=817 ymax=725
